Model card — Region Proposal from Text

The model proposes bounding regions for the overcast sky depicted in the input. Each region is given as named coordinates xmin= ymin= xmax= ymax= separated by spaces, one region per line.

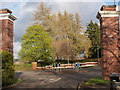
xmin=1 ymin=0 xmax=120 ymax=59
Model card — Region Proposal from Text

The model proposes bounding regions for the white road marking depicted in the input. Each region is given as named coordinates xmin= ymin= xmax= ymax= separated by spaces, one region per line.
xmin=41 ymin=80 xmax=47 ymax=84
xmin=39 ymin=78 xmax=43 ymax=79
xmin=49 ymin=78 xmax=61 ymax=82
xmin=40 ymin=77 xmax=61 ymax=85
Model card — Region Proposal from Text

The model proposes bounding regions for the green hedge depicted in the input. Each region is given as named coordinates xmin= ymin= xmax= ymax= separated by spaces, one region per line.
xmin=37 ymin=60 xmax=54 ymax=67
xmin=1 ymin=51 xmax=15 ymax=87
xmin=78 ymin=58 xmax=98 ymax=63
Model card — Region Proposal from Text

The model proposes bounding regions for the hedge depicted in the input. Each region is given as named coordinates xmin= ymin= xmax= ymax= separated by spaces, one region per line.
xmin=1 ymin=51 xmax=15 ymax=87
xmin=37 ymin=60 xmax=54 ymax=67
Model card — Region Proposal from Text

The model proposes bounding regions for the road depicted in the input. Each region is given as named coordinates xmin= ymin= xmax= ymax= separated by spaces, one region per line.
xmin=3 ymin=66 xmax=102 ymax=90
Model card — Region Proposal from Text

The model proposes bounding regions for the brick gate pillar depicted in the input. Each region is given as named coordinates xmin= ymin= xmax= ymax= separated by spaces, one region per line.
xmin=97 ymin=5 xmax=120 ymax=80
xmin=0 ymin=9 xmax=17 ymax=53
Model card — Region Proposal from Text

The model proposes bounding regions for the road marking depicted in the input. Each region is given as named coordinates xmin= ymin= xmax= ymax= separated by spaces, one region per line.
xmin=40 ymin=78 xmax=61 ymax=85
xmin=49 ymin=78 xmax=61 ymax=82
xmin=39 ymin=78 xmax=43 ymax=79
xmin=41 ymin=80 xmax=47 ymax=84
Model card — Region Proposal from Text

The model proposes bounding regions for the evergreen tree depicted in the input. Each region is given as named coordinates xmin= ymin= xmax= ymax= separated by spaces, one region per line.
xmin=32 ymin=2 xmax=51 ymax=31
xmin=85 ymin=20 xmax=101 ymax=58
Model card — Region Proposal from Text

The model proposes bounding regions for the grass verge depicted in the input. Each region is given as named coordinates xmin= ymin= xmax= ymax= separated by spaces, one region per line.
xmin=82 ymin=77 xmax=109 ymax=86
xmin=14 ymin=63 xmax=32 ymax=71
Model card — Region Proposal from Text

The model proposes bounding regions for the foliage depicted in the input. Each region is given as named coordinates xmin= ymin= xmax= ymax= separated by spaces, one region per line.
xmin=1 ymin=51 xmax=15 ymax=87
xmin=52 ymin=12 xmax=91 ymax=60
xmin=83 ymin=77 xmax=109 ymax=85
xmin=33 ymin=3 xmax=91 ymax=60
xmin=85 ymin=20 xmax=101 ymax=58
xmin=18 ymin=25 xmax=53 ymax=63
xmin=32 ymin=2 xmax=51 ymax=31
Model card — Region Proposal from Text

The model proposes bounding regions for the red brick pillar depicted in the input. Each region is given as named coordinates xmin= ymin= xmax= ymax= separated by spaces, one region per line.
xmin=32 ymin=62 xmax=37 ymax=70
xmin=97 ymin=5 xmax=120 ymax=80
xmin=0 ymin=9 xmax=17 ymax=53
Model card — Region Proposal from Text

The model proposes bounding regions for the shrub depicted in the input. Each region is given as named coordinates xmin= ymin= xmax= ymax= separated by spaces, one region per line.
xmin=0 ymin=51 xmax=15 ymax=87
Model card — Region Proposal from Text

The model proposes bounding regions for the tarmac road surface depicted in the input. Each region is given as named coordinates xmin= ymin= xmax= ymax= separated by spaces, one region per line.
xmin=3 ymin=66 xmax=102 ymax=90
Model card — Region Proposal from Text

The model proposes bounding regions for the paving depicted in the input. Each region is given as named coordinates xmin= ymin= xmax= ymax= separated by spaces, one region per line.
xmin=3 ymin=66 xmax=102 ymax=90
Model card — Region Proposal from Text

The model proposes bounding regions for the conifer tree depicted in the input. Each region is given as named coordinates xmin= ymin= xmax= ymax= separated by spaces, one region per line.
xmin=85 ymin=20 xmax=101 ymax=58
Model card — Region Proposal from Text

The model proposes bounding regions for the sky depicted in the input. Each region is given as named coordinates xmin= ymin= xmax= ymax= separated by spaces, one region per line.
xmin=0 ymin=0 xmax=120 ymax=59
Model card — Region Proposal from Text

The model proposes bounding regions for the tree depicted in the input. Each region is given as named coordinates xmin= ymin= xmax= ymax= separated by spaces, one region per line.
xmin=52 ymin=11 xmax=91 ymax=60
xmin=85 ymin=20 xmax=101 ymax=58
xmin=32 ymin=3 xmax=91 ymax=60
xmin=18 ymin=25 xmax=52 ymax=63
xmin=32 ymin=2 xmax=53 ymax=33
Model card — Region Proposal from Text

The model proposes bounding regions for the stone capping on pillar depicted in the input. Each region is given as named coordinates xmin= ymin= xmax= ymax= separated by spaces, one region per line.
xmin=0 ymin=9 xmax=12 ymax=14
xmin=96 ymin=5 xmax=120 ymax=19
xmin=0 ymin=8 xmax=17 ymax=21
xmin=101 ymin=5 xmax=116 ymax=11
